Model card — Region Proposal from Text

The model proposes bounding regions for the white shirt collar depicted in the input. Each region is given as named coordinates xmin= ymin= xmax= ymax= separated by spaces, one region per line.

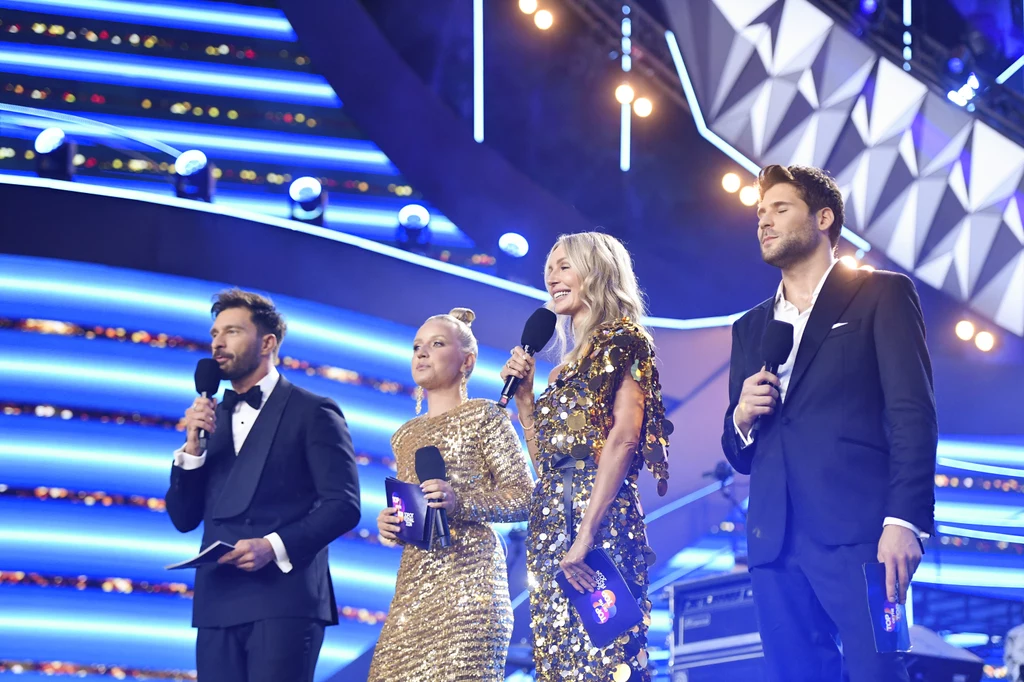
xmin=774 ymin=257 xmax=839 ymax=311
xmin=231 ymin=364 xmax=280 ymax=410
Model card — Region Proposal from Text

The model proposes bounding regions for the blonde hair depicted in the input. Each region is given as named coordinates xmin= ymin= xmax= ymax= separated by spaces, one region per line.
xmin=426 ymin=307 xmax=478 ymax=377
xmin=546 ymin=232 xmax=651 ymax=365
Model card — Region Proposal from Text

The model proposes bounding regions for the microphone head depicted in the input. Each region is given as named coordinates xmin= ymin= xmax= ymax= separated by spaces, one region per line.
xmin=521 ymin=307 xmax=557 ymax=351
xmin=762 ymin=320 xmax=795 ymax=367
xmin=194 ymin=358 xmax=223 ymax=396
xmin=415 ymin=445 xmax=447 ymax=482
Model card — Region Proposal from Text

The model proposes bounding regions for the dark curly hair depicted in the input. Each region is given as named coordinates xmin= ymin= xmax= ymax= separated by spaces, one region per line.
xmin=211 ymin=288 xmax=287 ymax=344
xmin=758 ymin=164 xmax=845 ymax=247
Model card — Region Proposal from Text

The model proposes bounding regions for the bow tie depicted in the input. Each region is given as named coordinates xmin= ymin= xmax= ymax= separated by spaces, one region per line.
xmin=222 ymin=385 xmax=263 ymax=411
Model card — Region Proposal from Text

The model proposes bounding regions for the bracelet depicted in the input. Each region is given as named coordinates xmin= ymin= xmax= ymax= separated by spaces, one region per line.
xmin=517 ymin=411 xmax=537 ymax=431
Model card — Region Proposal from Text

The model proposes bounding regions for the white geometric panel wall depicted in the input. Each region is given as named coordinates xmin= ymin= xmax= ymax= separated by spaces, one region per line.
xmin=663 ymin=0 xmax=1024 ymax=335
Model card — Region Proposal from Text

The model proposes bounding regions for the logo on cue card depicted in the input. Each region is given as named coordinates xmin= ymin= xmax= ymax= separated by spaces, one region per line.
xmin=883 ymin=604 xmax=901 ymax=633
xmin=392 ymin=495 xmax=414 ymax=527
xmin=588 ymin=571 xmax=617 ymax=624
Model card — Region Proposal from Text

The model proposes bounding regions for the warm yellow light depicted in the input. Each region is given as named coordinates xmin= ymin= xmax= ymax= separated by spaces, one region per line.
xmin=859 ymin=264 xmax=876 ymax=272
xmin=633 ymin=97 xmax=652 ymax=117
xmin=974 ymin=330 xmax=995 ymax=352
xmin=615 ymin=84 xmax=635 ymax=104
xmin=721 ymin=172 xmax=741 ymax=193
xmin=839 ymin=255 xmax=859 ymax=269
xmin=955 ymin=320 xmax=975 ymax=341
xmin=534 ymin=9 xmax=553 ymax=29
xmin=519 ymin=0 xmax=538 ymax=14
xmin=739 ymin=185 xmax=758 ymax=206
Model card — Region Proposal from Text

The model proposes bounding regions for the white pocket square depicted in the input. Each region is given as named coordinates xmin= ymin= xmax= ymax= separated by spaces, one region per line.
xmin=831 ymin=322 xmax=849 ymax=330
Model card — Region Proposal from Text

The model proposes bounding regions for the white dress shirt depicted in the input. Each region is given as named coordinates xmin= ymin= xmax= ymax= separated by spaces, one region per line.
xmin=173 ymin=365 xmax=294 ymax=572
xmin=733 ymin=259 xmax=923 ymax=538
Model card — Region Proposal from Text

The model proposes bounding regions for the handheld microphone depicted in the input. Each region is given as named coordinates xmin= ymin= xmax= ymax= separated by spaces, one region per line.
xmin=193 ymin=358 xmax=222 ymax=452
xmin=752 ymin=320 xmax=794 ymax=435
xmin=415 ymin=446 xmax=451 ymax=549
xmin=498 ymin=307 xmax=557 ymax=408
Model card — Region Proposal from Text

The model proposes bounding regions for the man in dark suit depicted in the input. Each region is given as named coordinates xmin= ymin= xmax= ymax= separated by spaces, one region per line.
xmin=722 ymin=165 xmax=937 ymax=682
xmin=167 ymin=288 xmax=361 ymax=682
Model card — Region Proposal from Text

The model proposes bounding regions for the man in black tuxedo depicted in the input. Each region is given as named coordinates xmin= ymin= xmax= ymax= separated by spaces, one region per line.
xmin=166 ymin=289 xmax=361 ymax=682
xmin=722 ymin=165 xmax=937 ymax=682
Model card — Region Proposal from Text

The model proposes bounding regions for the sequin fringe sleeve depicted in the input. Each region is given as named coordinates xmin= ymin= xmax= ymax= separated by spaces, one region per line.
xmin=606 ymin=319 xmax=673 ymax=495
xmin=451 ymin=402 xmax=534 ymax=524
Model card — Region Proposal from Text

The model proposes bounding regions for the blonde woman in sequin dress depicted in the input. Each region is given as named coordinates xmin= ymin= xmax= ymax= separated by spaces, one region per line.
xmin=501 ymin=233 xmax=671 ymax=682
xmin=368 ymin=308 xmax=534 ymax=682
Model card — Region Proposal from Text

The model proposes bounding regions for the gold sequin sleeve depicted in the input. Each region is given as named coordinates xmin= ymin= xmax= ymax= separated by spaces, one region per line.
xmin=451 ymin=402 xmax=534 ymax=524
xmin=605 ymin=320 xmax=673 ymax=494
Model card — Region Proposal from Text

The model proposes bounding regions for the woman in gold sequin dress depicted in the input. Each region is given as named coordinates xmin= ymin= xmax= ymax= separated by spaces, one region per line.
xmin=369 ymin=308 xmax=534 ymax=682
xmin=501 ymin=233 xmax=671 ymax=682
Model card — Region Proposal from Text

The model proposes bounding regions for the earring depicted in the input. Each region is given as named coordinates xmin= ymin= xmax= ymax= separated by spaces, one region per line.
xmin=415 ymin=385 xmax=423 ymax=415
xmin=460 ymin=374 xmax=468 ymax=401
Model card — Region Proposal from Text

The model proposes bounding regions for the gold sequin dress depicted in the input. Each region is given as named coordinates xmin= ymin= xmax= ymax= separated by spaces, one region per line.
xmin=368 ymin=398 xmax=534 ymax=682
xmin=527 ymin=319 xmax=671 ymax=682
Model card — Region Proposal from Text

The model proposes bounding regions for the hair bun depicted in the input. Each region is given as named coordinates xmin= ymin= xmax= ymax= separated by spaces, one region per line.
xmin=449 ymin=307 xmax=476 ymax=327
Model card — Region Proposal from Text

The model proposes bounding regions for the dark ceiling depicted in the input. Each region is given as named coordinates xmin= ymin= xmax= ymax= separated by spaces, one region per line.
xmin=357 ymin=0 xmax=783 ymax=320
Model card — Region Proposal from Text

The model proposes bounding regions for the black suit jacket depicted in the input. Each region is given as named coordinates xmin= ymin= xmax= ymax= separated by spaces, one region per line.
xmin=722 ymin=266 xmax=937 ymax=566
xmin=166 ymin=376 xmax=361 ymax=627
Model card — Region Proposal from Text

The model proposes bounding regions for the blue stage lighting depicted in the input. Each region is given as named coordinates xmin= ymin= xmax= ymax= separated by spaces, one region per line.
xmin=861 ymin=0 xmax=878 ymax=13
xmin=33 ymin=127 xmax=75 ymax=181
xmin=948 ymin=56 xmax=965 ymax=74
xmin=498 ymin=232 xmax=530 ymax=258
xmin=288 ymin=176 xmax=327 ymax=226
xmin=173 ymin=149 xmax=215 ymax=202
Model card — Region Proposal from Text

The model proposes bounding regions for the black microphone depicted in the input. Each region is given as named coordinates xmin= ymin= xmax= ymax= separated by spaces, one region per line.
xmin=415 ymin=445 xmax=451 ymax=549
xmin=193 ymin=358 xmax=222 ymax=452
xmin=497 ymin=307 xmax=557 ymax=408
xmin=703 ymin=461 xmax=734 ymax=483
xmin=752 ymin=320 xmax=794 ymax=435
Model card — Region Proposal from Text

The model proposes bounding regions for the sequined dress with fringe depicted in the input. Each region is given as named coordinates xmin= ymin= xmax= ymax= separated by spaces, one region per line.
xmin=526 ymin=319 xmax=671 ymax=682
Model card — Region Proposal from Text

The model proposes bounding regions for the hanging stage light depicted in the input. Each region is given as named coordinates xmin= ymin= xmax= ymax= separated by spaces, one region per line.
xmin=34 ymin=127 xmax=76 ymax=181
xmin=173 ymin=149 xmax=216 ymax=202
xmin=288 ymin=176 xmax=328 ymax=226
xmin=396 ymin=204 xmax=432 ymax=252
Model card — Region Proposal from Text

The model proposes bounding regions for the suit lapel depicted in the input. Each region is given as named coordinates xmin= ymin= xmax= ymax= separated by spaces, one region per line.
xmin=787 ymin=265 xmax=868 ymax=401
xmin=212 ymin=376 xmax=294 ymax=520
xmin=206 ymin=401 xmax=234 ymax=461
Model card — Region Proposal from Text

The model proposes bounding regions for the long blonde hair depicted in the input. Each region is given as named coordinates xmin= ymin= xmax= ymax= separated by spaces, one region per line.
xmin=546 ymin=232 xmax=652 ymax=365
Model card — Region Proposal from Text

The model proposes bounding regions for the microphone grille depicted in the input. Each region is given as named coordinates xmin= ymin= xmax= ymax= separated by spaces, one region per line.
xmin=194 ymin=358 xmax=222 ymax=395
xmin=521 ymin=308 xmax=557 ymax=350
xmin=415 ymin=446 xmax=446 ymax=482
xmin=762 ymin=321 xmax=795 ymax=366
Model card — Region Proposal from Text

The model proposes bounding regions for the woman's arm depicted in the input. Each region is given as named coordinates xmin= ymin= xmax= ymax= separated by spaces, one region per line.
xmin=450 ymin=405 xmax=535 ymax=524
xmin=559 ymin=373 xmax=644 ymax=593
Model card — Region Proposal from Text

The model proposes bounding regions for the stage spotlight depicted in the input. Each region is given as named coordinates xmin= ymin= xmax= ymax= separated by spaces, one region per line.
xmin=615 ymin=84 xmax=635 ymax=105
xmin=739 ymin=185 xmax=758 ymax=207
xmin=633 ymin=97 xmax=653 ymax=117
xmin=534 ymin=9 xmax=553 ymax=29
xmin=519 ymin=0 xmax=538 ymax=14
xmin=859 ymin=264 xmax=876 ymax=272
xmin=860 ymin=0 xmax=878 ymax=13
xmin=974 ymin=331 xmax=995 ymax=352
xmin=840 ymin=255 xmax=859 ymax=269
xmin=955 ymin=320 xmax=975 ymax=341
xmin=34 ymin=127 xmax=76 ymax=181
xmin=499 ymin=232 xmax=530 ymax=258
xmin=721 ymin=172 xmax=741 ymax=193
xmin=396 ymin=203 xmax=432 ymax=252
xmin=174 ymin=149 xmax=216 ymax=202
xmin=288 ymin=176 xmax=328 ymax=226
